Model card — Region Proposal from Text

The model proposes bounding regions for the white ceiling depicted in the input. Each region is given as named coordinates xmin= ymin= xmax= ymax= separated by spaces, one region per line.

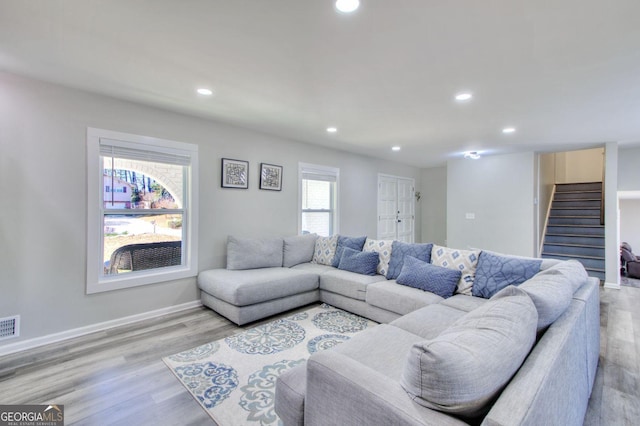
xmin=1 ymin=0 xmax=639 ymax=168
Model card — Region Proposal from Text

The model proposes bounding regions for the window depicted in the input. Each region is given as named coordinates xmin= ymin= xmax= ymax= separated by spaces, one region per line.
xmin=299 ymin=163 xmax=339 ymax=236
xmin=87 ymin=128 xmax=199 ymax=294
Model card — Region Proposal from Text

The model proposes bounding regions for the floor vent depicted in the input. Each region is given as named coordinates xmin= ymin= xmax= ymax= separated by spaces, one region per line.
xmin=0 ymin=315 xmax=20 ymax=341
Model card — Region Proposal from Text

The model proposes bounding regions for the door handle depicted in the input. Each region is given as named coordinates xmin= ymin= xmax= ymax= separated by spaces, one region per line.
xmin=397 ymin=219 xmax=402 ymax=223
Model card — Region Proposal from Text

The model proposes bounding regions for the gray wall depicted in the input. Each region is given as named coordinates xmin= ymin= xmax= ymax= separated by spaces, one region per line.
xmin=620 ymin=199 xmax=640 ymax=251
xmin=0 ymin=71 xmax=421 ymax=345
xmin=420 ymin=166 xmax=447 ymax=245
xmin=447 ymin=152 xmax=536 ymax=256
xmin=618 ymin=146 xmax=640 ymax=191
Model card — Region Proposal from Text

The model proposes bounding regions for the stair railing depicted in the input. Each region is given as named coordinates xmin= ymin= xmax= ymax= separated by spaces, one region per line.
xmin=600 ymin=160 xmax=605 ymax=225
xmin=539 ymin=184 xmax=557 ymax=257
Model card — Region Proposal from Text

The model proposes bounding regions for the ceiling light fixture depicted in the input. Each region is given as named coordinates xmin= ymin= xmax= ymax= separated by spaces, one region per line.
xmin=197 ymin=88 xmax=213 ymax=96
xmin=455 ymin=92 xmax=473 ymax=101
xmin=335 ymin=0 xmax=360 ymax=13
xmin=502 ymin=127 xmax=516 ymax=134
xmin=392 ymin=146 xmax=401 ymax=151
xmin=326 ymin=127 xmax=338 ymax=133
xmin=464 ymin=151 xmax=481 ymax=160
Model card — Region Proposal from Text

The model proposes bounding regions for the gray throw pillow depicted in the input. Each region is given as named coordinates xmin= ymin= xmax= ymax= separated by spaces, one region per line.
xmin=337 ymin=247 xmax=379 ymax=276
xmin=386 ymin=241 xmax=433 ymax=280
xmin=472 ymin=251 xmax=542 ymax=299
xmin=226 ymin=236 xmax=284 ymax=270
xmin=331 ymin=235 xmax=367 ymax=267
xmin=396 ymin=256 xmax=460 ymax=298
xmin=283 ymin=234 xmax=318 ymax=267
xmin=519 ymin=260 xmax=584 ymax=330
xmin=401 ymin=286 xmax=538 ymax=418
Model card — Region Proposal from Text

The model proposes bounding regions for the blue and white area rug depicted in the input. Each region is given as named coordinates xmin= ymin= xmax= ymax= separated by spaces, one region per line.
xmin=163 ymin=304 xmax=377 ymax=425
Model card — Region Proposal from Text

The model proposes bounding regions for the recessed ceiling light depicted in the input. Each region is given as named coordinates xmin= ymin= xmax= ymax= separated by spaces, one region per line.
xmin=464 ymin=151 xmax=481 ymax=160
xmin=335 ymin=0 xmax=360 ymax=13
xmin=197 ymin=88 xmax=213 ymax=96
xmin=326 ymin=127 xmax=338 ymax=133
xmin=392 ymin=146 xmax=401 ymax=151
xmin=455 ymin=92 xmax=473 ymax=101
xmin=502 ymin=127 xmax=516 ymax=134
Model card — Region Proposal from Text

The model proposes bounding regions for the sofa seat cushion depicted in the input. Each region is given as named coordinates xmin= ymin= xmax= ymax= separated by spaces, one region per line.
xmin=401 ymin=286 xmax=538 ymax=418
xmin=319 ymin=268 xmax=386 ymax=300
xmin=332 ymin=324 xmax=425 ymax=380
xmin=390 ymin=304 xmax=467 ymax=339
xmin=439 ymin=294 xmax=488 ymax=313
xmin=366 ymin=280 xmax=444 ymax=316
xmin=198 ymin=267 xmax=319 ymax=306
xmin=290 ymin=262 xmax=335 ymax=274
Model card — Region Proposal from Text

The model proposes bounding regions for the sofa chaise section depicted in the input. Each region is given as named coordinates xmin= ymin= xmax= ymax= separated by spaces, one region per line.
xmin=198 ymin=267 xmax=319 ymax=325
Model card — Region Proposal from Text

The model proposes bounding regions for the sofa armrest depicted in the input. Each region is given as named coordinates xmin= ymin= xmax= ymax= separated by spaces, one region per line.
xmin=305 ymin=350 xmax=467 ymax=426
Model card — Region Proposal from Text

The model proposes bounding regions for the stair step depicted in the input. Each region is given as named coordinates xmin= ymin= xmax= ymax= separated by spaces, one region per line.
xmin=555 ymin=191 xmax=603 ymax=200
xmin=548 ymin=217 xmax=602 ymax=226
xmin=555 ymin=182 xmax=603 ymax=192
xmin=550 ymin=209 xmax=601 ymax=216
xmin=552 ymin=200 xmax=601 ymax=209
xmin=543 ymin=242 xmax=604 ymax=249
xmin=542 ymin=252 xmax=605 ymax=261
xmin=545 ymin=234 xmax=605 ymax=246
xmin=543 ymin=244 xmax=605 ymax=257
xmin=541 ymin=252 xmax=606 ymax=269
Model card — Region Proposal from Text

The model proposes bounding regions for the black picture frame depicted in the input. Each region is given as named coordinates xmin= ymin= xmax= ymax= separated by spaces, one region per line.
xmin=221 ymin=158 xmax=249 ymax=189
xmin=259 ymin=163 xmax=283 ymax=191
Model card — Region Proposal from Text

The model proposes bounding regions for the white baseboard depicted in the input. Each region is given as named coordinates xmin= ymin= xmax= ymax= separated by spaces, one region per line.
xmin=0 ymin=300 xmax=202 ymax=357
xmin=604 ymin=281 xmax=621 ymax=289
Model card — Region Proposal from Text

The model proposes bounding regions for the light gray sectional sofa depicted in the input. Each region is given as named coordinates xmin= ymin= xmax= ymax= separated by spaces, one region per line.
xmin=197 ymin=234 xmax=600 ymax=425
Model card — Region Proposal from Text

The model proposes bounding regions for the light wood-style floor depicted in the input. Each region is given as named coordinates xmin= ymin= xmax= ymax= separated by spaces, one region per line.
xmin=1 ymin=286 xmax=638 ymax=425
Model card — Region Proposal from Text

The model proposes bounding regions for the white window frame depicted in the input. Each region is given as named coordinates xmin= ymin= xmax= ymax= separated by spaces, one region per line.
xmin=298 ymin=162 xmax=340 ymax=236
xmin=86 ymin=128 xmax=199 ymax=294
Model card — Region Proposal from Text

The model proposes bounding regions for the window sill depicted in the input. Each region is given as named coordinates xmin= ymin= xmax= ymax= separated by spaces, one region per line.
xmin=87 ymin=266 xmax=196 ymax=294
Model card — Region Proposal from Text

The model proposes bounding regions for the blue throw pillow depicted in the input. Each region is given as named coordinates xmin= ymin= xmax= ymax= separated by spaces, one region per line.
xmin=331 ymin=235 xmax=367 ymax=267
xmin=396 ymin=256 xmax=460 ymax=298
xmin=472 ymin=251 xmax=542 ymax=299
xmin=337 ymin=247 xmax=379 ymax=276
xmin=386 ymin=241 xmax=433 ymax=280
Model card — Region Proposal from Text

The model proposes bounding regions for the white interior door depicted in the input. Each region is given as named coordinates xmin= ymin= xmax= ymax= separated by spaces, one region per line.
xmin=377 ymin=175 xmax=415 ymax=242
xmin=377 ymin=176 xmax=398 ymax=240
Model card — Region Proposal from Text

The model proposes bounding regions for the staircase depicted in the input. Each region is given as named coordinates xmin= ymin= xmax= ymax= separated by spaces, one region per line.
xmin=541 ymin=182 xmax=605 ymax=281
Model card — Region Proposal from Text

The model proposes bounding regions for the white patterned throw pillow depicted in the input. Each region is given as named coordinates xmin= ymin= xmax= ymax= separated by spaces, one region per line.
xmin=430 ymin=245 xmax=480 ymax=295
xmin=311 ymin=235 xmax=338 ymax=266
xmin=363 ymin=238 xmax=393 ymax=276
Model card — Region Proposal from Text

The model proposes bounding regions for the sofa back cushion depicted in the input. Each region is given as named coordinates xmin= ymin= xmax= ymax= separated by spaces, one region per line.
xmin=430 ymin=245 xmax=480 ymax=295
xmin=401 ymin=286 xmax=538 ymax=418
xmin=226 ymin=236 xmax=284 ymax=270
xmin=363 ymin=238 xmax=394 ymax=276
xmin=396 ymin=256 xmax=460 ymax=299
xmin=519 ymin=259 xmax=586 ymax=331
xmin=283 ymin=234 xmax=318 ymax=267
xmin=311 ymin=235 xmax=338 ymax=266
xmin=337 ymin=247 xmax=380 ymax=276
xmin=331 ymin=235 xmax=367 ymax=267
xmin=472 ymin=251 xmax=542 ymax=298
xmin=386 ymin=241 xmax=433 ymax=280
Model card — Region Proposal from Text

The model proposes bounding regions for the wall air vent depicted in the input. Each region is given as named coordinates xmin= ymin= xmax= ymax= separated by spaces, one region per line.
xmin=0 ymin=315 xmax=20 ymax=341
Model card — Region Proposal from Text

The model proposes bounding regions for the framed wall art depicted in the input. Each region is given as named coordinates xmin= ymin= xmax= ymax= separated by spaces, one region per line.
xmin=221 ymin=158 xmax=249 ymax=189
xmin=259 ymin=163 xmax=283 ymax=191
